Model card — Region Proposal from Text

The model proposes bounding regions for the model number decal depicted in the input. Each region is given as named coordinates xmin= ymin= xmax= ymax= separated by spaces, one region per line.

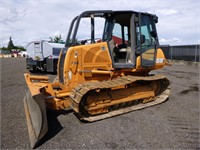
xmin=156 ymin=58 xmax=164 ymax=63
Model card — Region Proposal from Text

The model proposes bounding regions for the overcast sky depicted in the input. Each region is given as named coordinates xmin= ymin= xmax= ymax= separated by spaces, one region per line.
xmin=1 ymin=0 xmax=200 ymax=47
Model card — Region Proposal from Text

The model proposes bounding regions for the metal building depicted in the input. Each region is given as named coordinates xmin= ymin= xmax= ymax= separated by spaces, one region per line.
xmin=160 ymin=44 xmax=200 ymax=62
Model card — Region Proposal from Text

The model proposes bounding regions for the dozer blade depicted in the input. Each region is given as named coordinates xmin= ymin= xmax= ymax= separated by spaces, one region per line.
xmin=23 ymin=91 xmax=48 ymax=148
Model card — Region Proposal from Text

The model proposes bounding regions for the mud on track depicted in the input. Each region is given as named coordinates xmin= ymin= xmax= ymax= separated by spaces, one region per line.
xmin=1 ymin=58 xmax=199 ymax=149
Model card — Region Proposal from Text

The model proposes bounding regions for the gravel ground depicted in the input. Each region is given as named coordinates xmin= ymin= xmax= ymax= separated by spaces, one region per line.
xmin=1 ymin=58 xmax=199 ymax=149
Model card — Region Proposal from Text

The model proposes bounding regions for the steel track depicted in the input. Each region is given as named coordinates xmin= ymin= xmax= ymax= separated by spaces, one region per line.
xmin=69 ymin=75 xmax=170 ymax=122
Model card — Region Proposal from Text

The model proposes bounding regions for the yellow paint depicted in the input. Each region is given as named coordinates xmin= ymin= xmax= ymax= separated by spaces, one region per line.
xmin=24 ymin=42 xmax=168 ymax=111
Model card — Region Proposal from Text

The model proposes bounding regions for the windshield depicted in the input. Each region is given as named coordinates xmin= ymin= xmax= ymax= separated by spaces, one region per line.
xmin=67 ymin=17 xmax=106 ymax=45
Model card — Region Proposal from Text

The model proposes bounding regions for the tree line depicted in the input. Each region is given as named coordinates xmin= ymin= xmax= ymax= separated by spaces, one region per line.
xmin=0 ymin=35 xmax=64 ymax=52
xmin=0 ymin=37 xmax=26 ymax=52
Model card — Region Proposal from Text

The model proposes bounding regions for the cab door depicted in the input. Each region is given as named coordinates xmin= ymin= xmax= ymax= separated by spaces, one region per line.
xmin=110 ymin=15 xmax=135 ymax=69
xmin=136 ymin=14 xmax=157 ymax=67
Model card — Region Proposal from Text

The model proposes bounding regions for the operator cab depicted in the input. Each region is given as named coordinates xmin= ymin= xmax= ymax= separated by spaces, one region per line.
xmin=65 ymin=11 xmax=159 ymax=69
xmin=102 ymin=12 xmax=158 ymax=68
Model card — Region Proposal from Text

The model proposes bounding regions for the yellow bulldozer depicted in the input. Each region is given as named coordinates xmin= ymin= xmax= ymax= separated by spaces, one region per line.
xmin=24 ymin=10 xmax=170 ymax=148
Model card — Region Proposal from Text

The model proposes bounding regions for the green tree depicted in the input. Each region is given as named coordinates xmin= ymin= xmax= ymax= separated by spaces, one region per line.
xmin=53 ymin=34 xmax=62 ymax=43
xmin=7 ymin=37 xmax=15 ymax=51
xmin=49 ymin=34 xmax=65 ymax=43
xmin=15 ymin=46 xmax=25 ymax=51
xmin=0 ymin=47 xmax=7 ymax=50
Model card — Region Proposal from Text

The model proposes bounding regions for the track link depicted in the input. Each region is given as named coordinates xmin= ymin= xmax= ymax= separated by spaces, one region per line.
xmin=69 ymin=75 xmax=170 ymax=122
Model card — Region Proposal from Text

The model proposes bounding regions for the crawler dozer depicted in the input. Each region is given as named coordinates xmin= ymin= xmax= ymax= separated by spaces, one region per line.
xmin=24 ymin=10 xmax=170 ymax=148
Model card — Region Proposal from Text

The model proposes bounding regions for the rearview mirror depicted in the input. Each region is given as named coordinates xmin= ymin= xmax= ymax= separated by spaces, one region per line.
xmin=150 ymin=31 xmax=157 ymax=38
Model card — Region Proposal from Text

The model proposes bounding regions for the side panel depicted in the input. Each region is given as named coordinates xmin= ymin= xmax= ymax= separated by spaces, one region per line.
xmin=82 ymin=42 xmax=112 ymax=68
xmin=61 ymin=42 xmax=113 ymax=90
